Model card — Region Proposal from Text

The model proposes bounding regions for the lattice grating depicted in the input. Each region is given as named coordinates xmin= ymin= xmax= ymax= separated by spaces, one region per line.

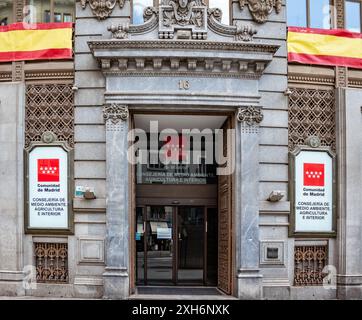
xmin=288 ymin=88 xmax=335 ymax=151
xmin=34 ymin=242 xmax=69 ymax=283
xmin=294 ymin=245 xmax=328 ymax=286
xmin=25 ymin=84 xmax=74 ymax=148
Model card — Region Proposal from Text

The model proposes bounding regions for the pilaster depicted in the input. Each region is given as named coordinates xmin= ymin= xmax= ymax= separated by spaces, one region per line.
xmin=234 ymin=106 xmax=263 ymax=299
xmin=102 ymin=104 xmax=130 ymax=299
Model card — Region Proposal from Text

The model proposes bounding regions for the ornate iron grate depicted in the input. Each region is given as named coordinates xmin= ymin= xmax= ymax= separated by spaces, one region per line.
xmin=25 ymin=84 xmax=74 ymax=148
xmin=34 ymin=243 xmax=69 ymax=283
xmin=288 ymin=88 xmax=335 ymax=151
xmin=294 ymin=245 xmax=328 ymax=286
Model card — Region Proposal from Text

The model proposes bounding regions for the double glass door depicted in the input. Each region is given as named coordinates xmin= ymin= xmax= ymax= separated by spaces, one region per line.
xmin=136 ymin=206 xmax=217 ymax=286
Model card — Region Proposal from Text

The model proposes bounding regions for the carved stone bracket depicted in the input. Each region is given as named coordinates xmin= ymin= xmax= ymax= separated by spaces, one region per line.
xmin=80 ymin=0 xmax=126 ymax=20
xmin=103 ymin=104 xmax=129 ymax=124
xmin=108 ymin=7 xmax=159 ymax=39
xmin=239 ymin=0 xmax=282 ymax=24
xmin=237 ymin=106 xmax=264 ymax=126
xmin=208 ymin=9 xmax=257 ymax=42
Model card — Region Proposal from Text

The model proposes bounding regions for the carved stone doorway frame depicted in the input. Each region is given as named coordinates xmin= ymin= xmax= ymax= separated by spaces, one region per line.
xmin=102 ymin=103 xmax=263 ymax=299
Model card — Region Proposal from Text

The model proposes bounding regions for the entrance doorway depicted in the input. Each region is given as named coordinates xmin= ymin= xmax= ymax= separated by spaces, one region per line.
xmin=136 ymin=206 xmax=218 ymax=286
xmin=130 ymin=113 xmax=234 ymax=294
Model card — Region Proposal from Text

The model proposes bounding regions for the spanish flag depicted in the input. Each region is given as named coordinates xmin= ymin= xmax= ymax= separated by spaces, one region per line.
xmin=288 ymin=27 xmax=362 ymax=69
xmin=0 ymin=22 xmax=72 ymax=62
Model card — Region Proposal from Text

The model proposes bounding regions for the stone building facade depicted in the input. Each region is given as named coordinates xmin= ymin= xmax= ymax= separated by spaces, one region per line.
xmin=0 ymin=0 xmax=361 ymax=299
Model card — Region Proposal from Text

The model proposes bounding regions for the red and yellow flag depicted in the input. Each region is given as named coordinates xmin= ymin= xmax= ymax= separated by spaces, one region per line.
xmin=0 ymin=22 xmax=72 ymax=62
xmin=288 ymin=27 xmax=362 ymax=69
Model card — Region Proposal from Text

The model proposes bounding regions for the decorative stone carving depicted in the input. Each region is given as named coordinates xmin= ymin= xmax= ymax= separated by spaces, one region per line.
xmin=336 ymin=66 xmax=348 ymax=88
xmin=159 ymin=0 xmax=208 ymax=39
xmin=103 ymin=104 xmax=129 ymax=124
xmin=80 ymin=0 xmax=126 ymax=20
xmin=207 ymin=9 xmax=257 ymax=42
xmin=237 ymin=106 xmax=263 ymax=125
xmin=239 ymin=0 xmax=282 ymax=23
xmin=107 ymin=0 xmax=257 ymax=42
xmin=162 ymin=0 xmax=205 ymax=27
xmin=267 ymin=190 xmax=285 ymax=202
xmin=15 ymin=0 xmax=25 ymax=22
xmin=336 ymin=0 xmax=345 ymax=29
xmin=234 ymin=23 xmax=257 ymax=42
xmin=305 ymin=136 xmax=321 ymax=148
xmin=41 ymin=131 xmax=58 ymax=144
xmin=108 ymin=23 xmax=129 ymax=39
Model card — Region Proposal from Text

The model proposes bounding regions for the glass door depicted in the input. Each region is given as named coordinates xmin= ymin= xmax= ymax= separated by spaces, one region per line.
xmin=146 ymin=206 xmax=174 ymax=285
xmin=177 ymin=207 xmax=205 ymax=285
xmin=136 ymin=205 xmax=217 ymax=286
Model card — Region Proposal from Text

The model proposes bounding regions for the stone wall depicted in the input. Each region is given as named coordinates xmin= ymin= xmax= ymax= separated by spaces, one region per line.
xmin=0 ymin=83 xmax=25 ymax=296
xmin=72 ymin=1 xmax=132 ymax=298
xmin=231 ymin=0 xmax=291 ymax=298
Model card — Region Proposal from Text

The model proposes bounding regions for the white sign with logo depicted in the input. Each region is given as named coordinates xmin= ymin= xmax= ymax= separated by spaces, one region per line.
xmin=293 ymin=149 xmax=334 ymax=233
xmin=28 ymin=146 xmax=69 ymax=229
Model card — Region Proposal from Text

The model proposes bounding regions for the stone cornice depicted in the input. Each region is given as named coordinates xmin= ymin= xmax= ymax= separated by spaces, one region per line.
xmin=88 ymin=40 xmax=279 ymax=54
xmin=89 ymin=39 xmax=279 ymax=78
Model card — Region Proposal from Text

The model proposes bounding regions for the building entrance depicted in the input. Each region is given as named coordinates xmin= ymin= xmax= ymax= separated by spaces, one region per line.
xmin=135 ymin=205 xmax=217 ymax=286
xmin=131 ymin=113 xmax=234 ymax=294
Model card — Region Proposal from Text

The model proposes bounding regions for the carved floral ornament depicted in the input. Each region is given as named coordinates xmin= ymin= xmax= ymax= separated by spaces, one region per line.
xmin=103 ymin=104 xmax=129 ymax=124
xmin=239 ymin=0 xmax=282 ymax=23
xmin=80 ymin=0 xmax=126 ymax=20
xmin=237 ymin=106 xmax=263 ymax=126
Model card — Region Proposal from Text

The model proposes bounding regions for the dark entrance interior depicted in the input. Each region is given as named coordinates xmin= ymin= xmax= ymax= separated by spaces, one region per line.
xmin=131 ymin=113 xmax=233 ymax=293
xmin=136 ymin=206 xmax=218 ymax=286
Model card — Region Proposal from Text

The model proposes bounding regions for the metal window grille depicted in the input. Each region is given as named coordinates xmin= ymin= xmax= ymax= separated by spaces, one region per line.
xmin=34 ymin=242 xmax=69 ymax=283
xmin=25 ymin=84 xmax=74 ymax=148
xmin=288 ymin=88 xmax=335 ymax=152
xmin=294 ymin=245 xmax=328 ymax=286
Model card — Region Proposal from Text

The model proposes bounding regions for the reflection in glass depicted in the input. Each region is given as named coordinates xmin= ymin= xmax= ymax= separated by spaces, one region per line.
xmin=136 ymin=133 xmax=217 ymax=185
xmin=177 ymin=207 xmax=204 ymax=285
xmin=310 ymin=0 xmax=330 ymax=29
xmin=28 ymin=0 xmax=74 ymax=23
xmin=54 ymin=0 xmax=74 ymax=23
xmin=136 ymin=207 xmax=145 ymax=284
xmin=208 ymin=0 xmax=230 ymax=25
xmin=287 ymin=0 xmax=307 ymax=27
xmin=345 ymin=1 xmax=361 ymax=33
xmin=146 ymin=206 xmax=173 ymax=285
xmin=29 ymin=0 xmax=51 ymax=23
xmin=133 ymin=0 xmax=154 ymax=24
xmin=0 ymin=0 xmax=13 ymax=26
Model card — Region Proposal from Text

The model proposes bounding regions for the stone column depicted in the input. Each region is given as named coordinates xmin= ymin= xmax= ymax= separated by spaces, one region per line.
xmin=336 ymin=89 xmax=362 ymax=299
xmin=102 ymin=104 xmax=130 ymax=299
xmin=234 ymin=106 xmax=263 ymax=299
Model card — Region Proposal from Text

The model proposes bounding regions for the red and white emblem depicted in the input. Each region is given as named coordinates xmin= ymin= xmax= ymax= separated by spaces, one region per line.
xmin=37 ymin=159 xmax=60 ymax=182
xmin=303 ymin=163 xmax=325 ymax=187
xmin=164 ymin=135 xmax=187 ymax=162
